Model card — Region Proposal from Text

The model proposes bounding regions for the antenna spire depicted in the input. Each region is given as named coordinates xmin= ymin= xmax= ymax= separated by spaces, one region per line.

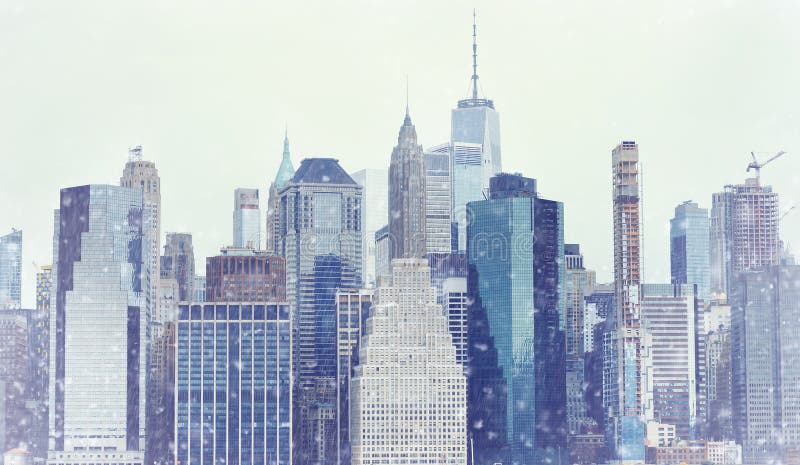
xmin=472 ymin=9 xmax=479 ymax=100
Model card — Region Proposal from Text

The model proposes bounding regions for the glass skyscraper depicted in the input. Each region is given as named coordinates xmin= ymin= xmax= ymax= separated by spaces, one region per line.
xmin=233 ymin=188 xmax=262 ymax=249
xmin=670 ymin=201 xmax=710 ymax=301
xmin=467 ymin=173 xmax=566 ymax=465
xmin=350 ymin=169 xmax=388 ymax=287
xmin=174 ymin=302 xmax=291 ymax=465
xmin=0 ymin=229 xmax=22 ymax=309
xmin=424 ymin=144 xmax=452 ymax=254
xmin=49 ymin=185 xmax=149 ymax=464
xmin=275 ymin=158 xmax=362 ymax=465
xmin=450 ymin=15 xmax=502 ymax=253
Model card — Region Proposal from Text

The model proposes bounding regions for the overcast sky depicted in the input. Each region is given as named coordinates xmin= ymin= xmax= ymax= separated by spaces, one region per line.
xmin=2 ymin=0 xmax=799 ymax=307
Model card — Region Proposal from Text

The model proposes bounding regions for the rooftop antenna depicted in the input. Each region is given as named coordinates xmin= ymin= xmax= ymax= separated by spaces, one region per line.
xmin=128 ymin=145 xmax=143 ymax=162
xmin=471 ymin=9 xmax=479 ymax=100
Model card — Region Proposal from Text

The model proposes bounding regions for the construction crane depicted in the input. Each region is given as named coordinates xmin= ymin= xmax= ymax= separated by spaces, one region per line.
xmin=780 ymin=205 xmax=796 ymax=222
xmin=747 ymin=150 xmax=786 ymax=185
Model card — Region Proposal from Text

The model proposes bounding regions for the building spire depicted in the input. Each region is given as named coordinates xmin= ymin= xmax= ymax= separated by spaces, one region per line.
xmin=404 ymin=75 xmax=412 ymax=125
xmin=472 ymin=9 xmax=479 ymax=100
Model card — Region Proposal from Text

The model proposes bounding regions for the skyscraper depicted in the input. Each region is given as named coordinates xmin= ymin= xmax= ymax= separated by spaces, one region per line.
xmin=266 ymin=130 xmax=295 ymax=254
xmin=349 ymin=259 xmax=466 ymax=465
xmin=731 ymin=265 xmax=800 ymax=463
xmin=160 ymin=232 xmax=195 ymax=303
xmin=451 ymin=13 xmax=501 ymax=251
xmin=670 ymin=201 xmax=711 ymax=301
xmin=205 ymin=248 xmax=286 ymax=302
xmin=335 ymin=288 xmax=373 ymax=465
xmin=639 ymin=284 xmax=698 ymax=441
xmin=565 ymin=244 xmax=596 ymax=435
xmin=233 ymin=188 xmax=262 ymax=249
xmin=467 ymin=173 xmax=566 ymax=465
xmin=610 ymin=140 xmax=645 ymax=460
xmin=49 ymin=185 xmax=149 ymax=464
xmin=120 ymin=145 xmax=160 ymax=322
xmin=0 ymin=229 xmax=22 ymax=309
xmin=174 ymin=302 xmax=292 ymax=465
xmin=350 ymin=169 xmax=388 ymax=287
xmin=30 ymin=265 xmax=52 ymax=461
xmin=388 ymin=108 xmax=426 ymax=259
xmin=710 ymin=179 xmax=780 ymax=298
xmin=424 ymin=144 xmax=452 ymax=254
xmin=275 ymin=158 xmax=362 ymax=465
xmin=0 ymin=309 xmax=29 ymax=454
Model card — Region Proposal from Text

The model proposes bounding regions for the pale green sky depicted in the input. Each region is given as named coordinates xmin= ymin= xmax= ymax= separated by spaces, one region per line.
xmin=2 ymin=0 xmax=799 ymax=307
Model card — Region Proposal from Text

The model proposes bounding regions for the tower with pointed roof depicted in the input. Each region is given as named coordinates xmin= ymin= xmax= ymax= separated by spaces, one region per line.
xmin=388 ymin=106 xmax=427 ymax=260
xmin=266 ymin=131 xmax=295 ymax=253
xmin=450 ymin=11 xmax=502 ymax=251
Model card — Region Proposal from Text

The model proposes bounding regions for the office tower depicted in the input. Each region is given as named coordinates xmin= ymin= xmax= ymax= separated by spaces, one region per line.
xmin=233 ymin=188 xmax=262 ymax=249
xmin=350 ymin=169 xmax=388 ymax=287
xmin=374 ymin=226 xmax=390 ymax=282
xmin=639 ymin=284 xmax=698 ymax=441
xmin=193 ymin=276 xmax=205 ymax=302
xmin=423 ymin=144 xmax=452 ymax=254
xmin=468 ymin=173 xmax=566 ymax=465
xmin=710 ymin=179 xmax=780 ymax=297
xmin=565 ymin=244 xmax=596 ymax=435
xmin=150 ymin=279 xmax=179 ymax=465
xmin=49 ymin=185 xmax=148 ymax=464
xmin=350 ymin=259 xmax=466 ymax=465
xmin=274 ymin=158 xmax=362 ymax=465
xmin=451 ymin=14 xmax=502 ymax=252
xmin=174 ymin=302 xmax=292 ymax=465
xmin=731 ymin=265 xmax=800 ymax=463
xmin=120 ymin=146 xmax=160 ymax=321
xmin=0 ymin=229 xmax=22 ymax=309
xmin=0 ymin=309 xmax=29 ymax=454
xmin=610 ymin=140 xmax=645 ymax=460
xmin=161 ymin=232 xmax=195 ymax=303
xmin=670 ymin=201 xmax=711 ymax=301
xmin=30 ymin=266 xmax=52 ymax=461
xmin=205 ymin=248 xmax=286 ymax=302
xmin=705 ymin=302 xmax=733 ymax=441
xmin=266 ymin=130 xmax=295 ymax=254
xmin=426 ymin=252 xmax=468 ymax=305
xmin=583 ymin=285 xmax=614 ymax=434
xmin=388 ymin=107 xmax=426 ymax=259
xmin=335 ymin=289 xmax=373 ymax=465
xmin=442 ymin=277 xmax=468 ymax=365
xmin=466 ymin=264 xmax=508 ymax=465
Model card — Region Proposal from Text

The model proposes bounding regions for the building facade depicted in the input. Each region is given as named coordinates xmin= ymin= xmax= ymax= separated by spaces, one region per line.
xmin=174 ymin=302 xmax=291 ymax=465
xmin=48 ymin=185 xmax=149 ymax=464
xmin=0 ymin=229 xmax=22 ymax=309
xmin=350 ymin=169 xmax=388 ymax=288
xmin=610 ymin=140 xmax=645 ymax=460
xmin=388 ymin=108 xmax=427 ymax=259
xmin=233 ymin=188 xmax=262 ymax=249
xmin=710 ymin=179 xmax=780 ymax=298
xmin=670 ymin=201 xmax=710 ymax=301
xmin=349 ymin=259 xmax=466 ymax=465
xmin=467 ymin=173 xmax=566 ymax=465
xmin=205 ymin=248 xmax=286 ymax=302
xmin=639 ymin=284 xmax=698 ymax=441
xmin=274 ymin=158 xmax=362 ymax=465
xmin=424 ymin=144 xmax=452 ymax=254
xmin=161 ymin=232 xmax=195 ymax=303
xmin=30 ymin=265 xmax=52 ymax=461
xmin=731 ymin=265 xmax=800 ymax=463
xmin=0 ymin=310 xmax=29 ymax=454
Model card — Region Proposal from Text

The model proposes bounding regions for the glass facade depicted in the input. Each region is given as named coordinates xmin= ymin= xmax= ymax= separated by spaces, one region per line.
xmin=49 ymin=185 xmax=147 ymax=464
xmin=0 ymin=229 xmax=22 ymax=309
xmin=670 ymin=201 xmax=710 ymax=301
xmin=175 ymin=303 xmax=292 ymax=465
xmin=467 ymin=173 xmax=566 ymax=465
xmin=233 ymin=188 xmax=262 ymax=249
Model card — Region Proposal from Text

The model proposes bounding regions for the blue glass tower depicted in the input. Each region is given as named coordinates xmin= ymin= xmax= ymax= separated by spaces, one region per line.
xmin=175 ymin=302 xmax=292 ymax=465
xmin=670 ymin=201 xmax=710 ymax=301
xmin=467 ymin=173 xmax=566 ymax=465
xmin=0 ymin=229 xmax=22 ymax=309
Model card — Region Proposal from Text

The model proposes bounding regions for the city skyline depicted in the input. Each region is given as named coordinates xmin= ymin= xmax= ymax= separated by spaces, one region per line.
xmin=2 ymin=2 xmax=799 ymax=308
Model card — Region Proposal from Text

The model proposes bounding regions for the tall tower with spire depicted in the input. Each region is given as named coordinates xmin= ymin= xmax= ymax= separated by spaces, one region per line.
xmin=266 ymin=130 xmax=295 ymax=253
xmin=388 ymin=105 xmax=427 ymax=259
xmin=450 ymin=11 xmax=502 ymax=251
